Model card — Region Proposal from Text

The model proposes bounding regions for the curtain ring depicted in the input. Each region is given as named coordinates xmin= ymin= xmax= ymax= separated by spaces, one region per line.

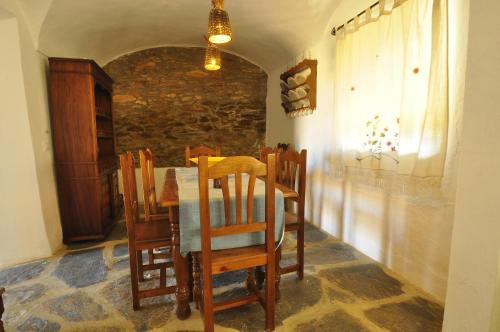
xmin=340 ymin=20 xmax=349 ymax=38
xmin=379 ymin=0 xmax=386 ymax=15
xmin=365 ymin=7 xmax=372 ymax=24
xmin=354 ymin=15 xmax=360 ymax=31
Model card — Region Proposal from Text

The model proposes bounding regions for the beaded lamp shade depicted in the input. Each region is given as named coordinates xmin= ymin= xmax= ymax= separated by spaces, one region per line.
xmin=204 ymin=42 xmax=221 ymax=71
xmin=208 ymin=0 xmax=232 ymax=44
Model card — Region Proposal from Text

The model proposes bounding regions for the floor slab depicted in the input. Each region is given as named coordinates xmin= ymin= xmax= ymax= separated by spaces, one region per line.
xmin=0 ymin=220 xmax=443 ymax=331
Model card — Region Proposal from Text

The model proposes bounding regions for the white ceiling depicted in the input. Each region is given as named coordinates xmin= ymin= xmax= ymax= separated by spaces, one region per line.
xmin=19 ymin=0 xmax=344 ymax=71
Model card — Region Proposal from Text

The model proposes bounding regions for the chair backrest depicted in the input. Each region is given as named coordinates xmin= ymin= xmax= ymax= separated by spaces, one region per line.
xmin=120 ymin=152 xmax=140 ymax=237
xmin=185 ymin=145 xmax=220 ymax=167
xmin=277 ymin=148 xmax=307 ymax=200
xmin=277 ymin=143 xmax=290 ymax=151
xmin=197 ymin=155 xmax=276 ymax=256
xmin=259 ymin=146 xmax=276 ymax=163
xmin=139 ymin=148 xmax=158 ymax=220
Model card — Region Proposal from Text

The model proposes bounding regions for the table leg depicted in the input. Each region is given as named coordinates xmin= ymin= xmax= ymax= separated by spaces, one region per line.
xmin=171 ymin=206 xmax=191 ymax=320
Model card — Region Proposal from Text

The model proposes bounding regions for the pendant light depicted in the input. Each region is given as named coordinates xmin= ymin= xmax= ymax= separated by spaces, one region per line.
xmin=208 ymin=0 xmax=232 ymax=44
xmin=204 ymin=41 xmax=221 ymax=71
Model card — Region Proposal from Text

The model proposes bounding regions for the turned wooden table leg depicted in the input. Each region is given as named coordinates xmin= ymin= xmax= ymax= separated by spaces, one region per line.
xmin=0 ymin=287 xmax=5 ymax=332
xmin=170 ymin=207 xmax=191 ymax=320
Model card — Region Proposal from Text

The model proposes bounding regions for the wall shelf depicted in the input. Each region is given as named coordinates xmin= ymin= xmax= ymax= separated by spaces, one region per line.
xmin=280 ymin=59 xmax=318 ymax=117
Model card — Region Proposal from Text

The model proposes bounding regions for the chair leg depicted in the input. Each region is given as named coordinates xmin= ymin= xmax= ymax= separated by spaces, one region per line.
xmin=297 ymin=221 xmax=305 ymax=280
xmin=265 ymin=257 xmax=276 ymax=331
xmin=137 ymin=250 xmax=145 ymax=282
xmin=275 ymin=246 xmax=282 ymax=302
xmin=129 ymin=247 xmax=140 ymax=310
xmin=192 ymin=255 xmax=201 ymax=309
xmin=202 ymin=274 xmax=215 ymax=332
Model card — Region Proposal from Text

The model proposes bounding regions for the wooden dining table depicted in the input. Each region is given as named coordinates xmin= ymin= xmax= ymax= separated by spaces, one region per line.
xmin=159 ymin=167 xmax=299 ymax=320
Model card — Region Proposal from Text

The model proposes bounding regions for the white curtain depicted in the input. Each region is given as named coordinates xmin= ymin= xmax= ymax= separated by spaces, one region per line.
xmin=334 ymin=0 xmax=448 ymax=177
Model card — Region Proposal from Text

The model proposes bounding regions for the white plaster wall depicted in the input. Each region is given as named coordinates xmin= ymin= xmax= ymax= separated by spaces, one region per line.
xmin=0 ymin=12 xmax=52 ymax=267
xmin=443 ymin=0 xmax=500 ymax=330
xmin=17 ymin=23 xmax=61 ymax=254
xmin=265 ymin=0 xmax=468 ymax=301
xmin=491 ymin=251 xmax=500 ymax=331
xmin=0 ymin=0 xmax=62 ymax=267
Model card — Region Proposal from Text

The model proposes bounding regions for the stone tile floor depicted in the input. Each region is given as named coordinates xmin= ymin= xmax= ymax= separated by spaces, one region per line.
xmin=0 ymin=221 xmax=444 ymax=331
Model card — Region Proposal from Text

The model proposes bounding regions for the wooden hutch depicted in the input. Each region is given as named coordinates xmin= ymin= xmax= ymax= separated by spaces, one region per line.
xmin=49 ymin=58 xmax=121 ymax=243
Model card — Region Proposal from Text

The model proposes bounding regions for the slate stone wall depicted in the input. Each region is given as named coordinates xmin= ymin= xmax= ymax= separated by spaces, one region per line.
xmin=103 ymin=47 xmax=267 ymax=167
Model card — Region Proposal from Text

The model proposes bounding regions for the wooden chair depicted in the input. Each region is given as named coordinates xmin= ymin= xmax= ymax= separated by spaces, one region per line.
xmin=277 ymin=148 xmax=307 ymax=280
xmin=139 ymin=149 xmax=173 ymax=281
xmin=120 ymin=152 xmax=175 ymax=310
xmin=259 ymin=146 xmax=277 ymax=164
xmin=185 ymin=145 xmax=220 ymax=167
xmin=0 ymin=287 xmax=4 ymax=332
xmin=193 ymin=155 xmax=277 ymax=332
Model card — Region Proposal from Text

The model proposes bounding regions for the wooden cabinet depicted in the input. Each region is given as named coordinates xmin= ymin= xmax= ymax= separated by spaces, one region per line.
xmin=49 ymin=57 xmax=122 ymax=243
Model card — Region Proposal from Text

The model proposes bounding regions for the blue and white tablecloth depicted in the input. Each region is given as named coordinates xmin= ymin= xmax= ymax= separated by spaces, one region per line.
xmin=173 ymin=167 xmax=285 ymax=255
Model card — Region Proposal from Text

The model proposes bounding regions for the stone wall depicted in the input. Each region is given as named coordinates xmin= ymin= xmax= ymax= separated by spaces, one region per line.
xmin=104 ymin=47 xmax=267 ymax=167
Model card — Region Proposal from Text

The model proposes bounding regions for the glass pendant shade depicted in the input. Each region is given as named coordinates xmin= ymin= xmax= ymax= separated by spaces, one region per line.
xmin=204 ymin=43 xmax=221 ymax=71
xmin=208 ymin=0 xmax=232 ymax=44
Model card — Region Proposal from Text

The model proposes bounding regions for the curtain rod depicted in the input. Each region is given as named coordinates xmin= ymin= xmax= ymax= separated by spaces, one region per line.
xmin=331 ymin=1 xmax=380 ymax=36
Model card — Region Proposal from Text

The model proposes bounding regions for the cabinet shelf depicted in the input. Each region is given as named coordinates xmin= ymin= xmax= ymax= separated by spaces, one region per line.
xmin=96 ymin=112 xmax=112 ymax=120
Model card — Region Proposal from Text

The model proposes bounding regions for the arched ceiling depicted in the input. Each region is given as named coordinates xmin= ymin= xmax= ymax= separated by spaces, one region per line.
xmin=19 ymin=0 xmax=343 ymax=71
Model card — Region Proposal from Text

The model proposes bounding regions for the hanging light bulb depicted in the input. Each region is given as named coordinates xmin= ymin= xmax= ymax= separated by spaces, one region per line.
xmin=204 ymin=41 xmax=221 ymax=71
xmin=208 ymin=0 xmax=232 ymax=44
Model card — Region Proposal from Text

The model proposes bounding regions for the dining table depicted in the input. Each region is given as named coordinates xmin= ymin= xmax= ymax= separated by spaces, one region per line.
xmin=159 ymin=165 xmax=299 ymax=320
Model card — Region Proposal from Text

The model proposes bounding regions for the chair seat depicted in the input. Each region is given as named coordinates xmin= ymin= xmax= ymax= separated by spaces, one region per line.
xmin=275 ymin=183 xmax=299 ymax=200
xmin=209 ymin=245 xmax=268 ymax=274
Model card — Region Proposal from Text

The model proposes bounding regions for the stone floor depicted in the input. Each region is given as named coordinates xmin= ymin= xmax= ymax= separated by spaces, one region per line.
xmin=0 ymin=221 xmax=444 ymax=331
